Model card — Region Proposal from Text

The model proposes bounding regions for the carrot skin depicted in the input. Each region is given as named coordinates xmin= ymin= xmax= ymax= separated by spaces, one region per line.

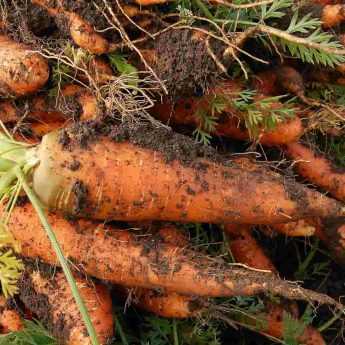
xmin=224 ymin=224 xmax=277 ymax=273
xmin=0 ymin=35 xmax=49 ymax=97
xmin=271 ymin=219 xmax=317 ymax=237
xmin=284 ymin=142 xmax=345 ymax=202
xmin=0 ymin=296 xmax=23 ymax=333
xmin=18 ymin=263 xmax=114 ymax=345
xmin=152 ymin=81 xmax=304 ymax=147
xmin=3 ymin=203 xmax=338 ymax=306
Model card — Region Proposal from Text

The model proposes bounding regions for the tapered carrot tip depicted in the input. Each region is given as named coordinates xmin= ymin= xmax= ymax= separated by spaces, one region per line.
xmin=272 ymin=220 xmax=316 ymax=237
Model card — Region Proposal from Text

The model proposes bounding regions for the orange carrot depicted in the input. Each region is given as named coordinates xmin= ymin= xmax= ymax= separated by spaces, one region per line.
xmin=224 ymin=224 xmax=325 ymax=345
xmin=321 ymin=4 xmax=345 ymax=28
xmin=32 ymin=0 xmax=115 ymax=54
xmin=18 ymin=261 xmax=114 ymax=345
xmin=0 ymin=296 xmax=23 ymax=333
xmin=152 ymin=81 xmax=304 ymax=146
xmin=224 ymin=224 xmax=277 ymax=273
xmin=271 ymin=219 xmax=317 ymax=237
xmin=123 ymin=226 xmax=205 ymax=318
xmin=2 ymin=203 xmax=340 ymax=307
xmin=9 ymin=122 xmax=343 ymax=224
xmin=0 ymin=84 xmax=99 ymax=131
xmin=127 ymin=288 xmax=205 ymax=318
xmin=0 ymin=34 xmax=49 ymax=97
xmin=284 ymin=142 xmax=345 ymax=202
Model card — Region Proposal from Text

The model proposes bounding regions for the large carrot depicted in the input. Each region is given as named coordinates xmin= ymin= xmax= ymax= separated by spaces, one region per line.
xmin=5 ymin=123 xmax=342 ymax=224
xmin=0 ymin=34 xmax=49 ymax=97
xmin=3 ymin=203 xmax=342 ymax=308
xmin=18 ymin=261 xmax=114 ymax=345
xmin=284 ymin=142 xmax=345 ymax=202
xmin=224 ymin=224 xmax=326 ymax=345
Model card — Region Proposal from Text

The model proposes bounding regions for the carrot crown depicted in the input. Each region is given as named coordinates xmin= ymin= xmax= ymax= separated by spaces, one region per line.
xmin=0 ymin=128 xmax=100 ymax=345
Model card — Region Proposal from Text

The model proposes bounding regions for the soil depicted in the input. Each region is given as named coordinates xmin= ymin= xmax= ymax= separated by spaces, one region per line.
xmin=153 ymin=29 xmax=226 ymax=97
xmin=58 ymin=119 xmax=229 ymax=166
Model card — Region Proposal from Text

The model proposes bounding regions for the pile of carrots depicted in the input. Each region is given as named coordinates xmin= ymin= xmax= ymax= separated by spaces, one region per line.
xmin=0 ymin=0 xmax=345 ymax=344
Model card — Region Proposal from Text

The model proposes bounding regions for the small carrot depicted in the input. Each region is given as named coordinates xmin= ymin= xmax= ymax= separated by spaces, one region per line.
xmin=152 ymin=81 xmax=304 ymax=147
xmin=0 ymin=84 xmax=99 ymax=131
xmin=18 ymin=261 xmax=114 ymax=345
xmin=32 ymin=0 xmax=115 ymax=54
xmin=0 ymin=34 xmax=49 ymax=97
xmin=284 ymin=142 xmax=345 ymax=202
xmin=0 ymin=296 xmax=23 ymax=333
xmin=224 ymin=224 xmax=326 ymax=345
xmin=3 ymin=203 xmax=342 ymax=308
xmin=224 ymin=224 xmax=277 ymax=273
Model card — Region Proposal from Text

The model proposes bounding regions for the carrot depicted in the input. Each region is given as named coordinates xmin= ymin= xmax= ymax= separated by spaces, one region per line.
xmin=321 ymin=4 xmax=345 ymax=28
xmin=313 ymin=217 xmax=345 ymax=265
xmin=224 ymin=224 xmax=277 ymax=273
xmin=152 ymin=82 xmax=304 ymax=146
xmin=0 ymin=84 xmax=99 ymax=130
xmin=32 ymin=0 xmax=115 ymax=54
xmin=119 ymin=226 xmax=205 ymax=318
xmin=224 ymin=224 xmax=326 ymax=345
xmin=124 ymin=287 xmax=205 ymax=318
xmin=0 ymin=296 xmax=23 ymax=333
xmin=18 ymin=261 xmax=114 ymax=345
xmin=271 ymin=219 xmax=317 ymax=237
xmin=3 ymin=122 xmax=342 ymax=224
xmin=0 ymin=34 xmax=49 ymax=97
xmin=284 ymin=142 xmax=345 ymax=202
xmin=232 ymin=302 xmax=326 ymax=345
xmin=3 ymin=203 xmax=342 ymax=308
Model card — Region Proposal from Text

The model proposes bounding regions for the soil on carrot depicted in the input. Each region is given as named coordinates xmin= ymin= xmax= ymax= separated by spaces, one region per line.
xmin=58 ymin=119 xmax=230 ymax=167
xmin=17 ymin=262 xmax=75 ymax=343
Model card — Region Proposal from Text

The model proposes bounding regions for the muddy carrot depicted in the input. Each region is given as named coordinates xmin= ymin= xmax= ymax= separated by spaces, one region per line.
xmin=2 ymin=203 xmax=342 ymax=308
xmin=224 ymin=224 xmax=326 ymax=345
xmin=284 ymin=142 xmax=345 ymax=202
xmin=3 ymin=122 xmax=344 ymax=224
xmin=32 ymin=0 xmax=114 ymax=54
xmin=0 ymin=34 xmax=49 ymax=97
xmin=18 ymin=261 xmax=114 ymax=345
xmin=0 ymin=296 xmax=23 ymax=333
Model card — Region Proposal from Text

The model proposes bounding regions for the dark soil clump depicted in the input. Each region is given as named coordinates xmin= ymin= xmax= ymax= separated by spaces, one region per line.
xmin=153 ymin=29 xmax=226 ymax=97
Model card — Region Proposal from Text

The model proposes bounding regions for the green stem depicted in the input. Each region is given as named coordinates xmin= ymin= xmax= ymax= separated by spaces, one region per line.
xmin=318 ymin=310 xmax=344 ymax=333
xmin=193 ymin=0 xmax=214 ymax=20
xmin=15 ymin=167 xmax=100 ymax=345
xmin=172 ymin=319 xmax=179 ymax=345
xmin=116 ymin=318 xmax=129 ymax=345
